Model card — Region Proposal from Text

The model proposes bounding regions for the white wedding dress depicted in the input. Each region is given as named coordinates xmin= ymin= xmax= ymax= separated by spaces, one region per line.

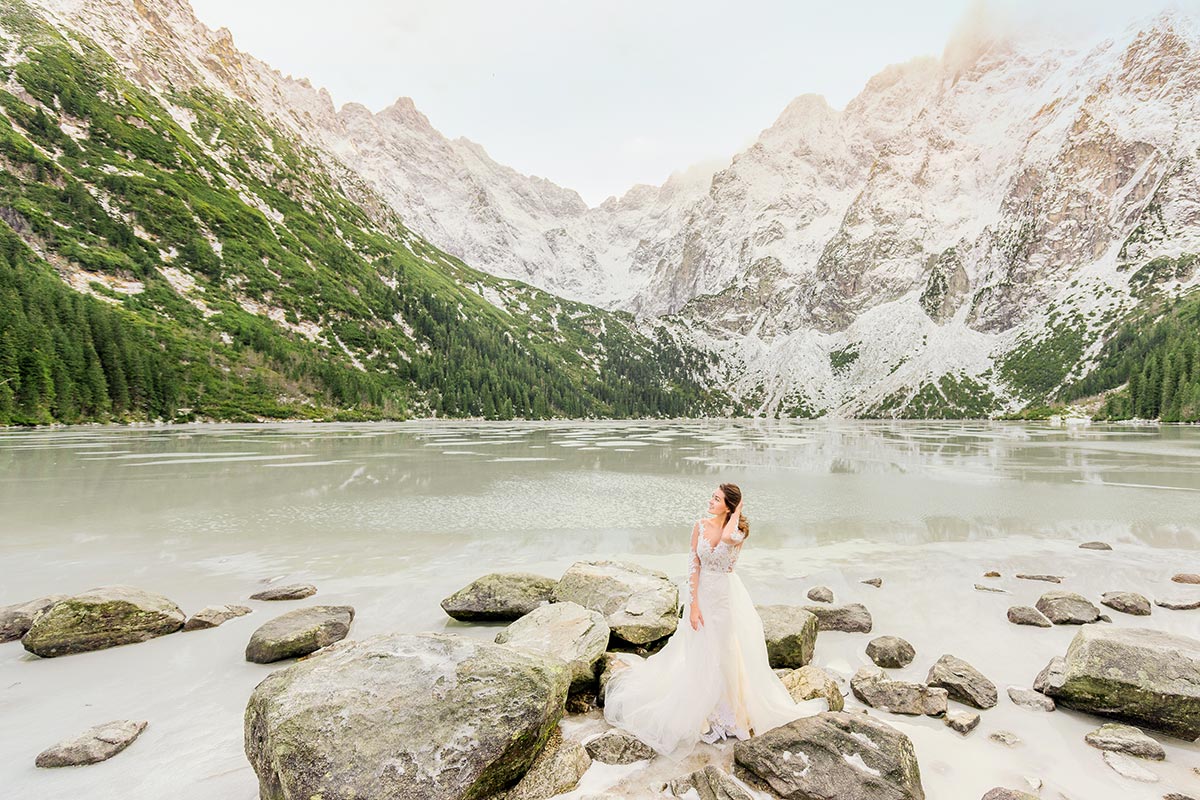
xmin=601 ymin=519 xmax=827 ymax=761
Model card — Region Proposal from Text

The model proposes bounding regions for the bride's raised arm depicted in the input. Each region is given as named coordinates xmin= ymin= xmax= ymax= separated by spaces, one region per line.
xmin=721 ymin=498 xmax=746 ymax=543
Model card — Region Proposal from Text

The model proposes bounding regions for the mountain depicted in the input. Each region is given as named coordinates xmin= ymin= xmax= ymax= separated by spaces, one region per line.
xmin=0 ymin=0 xmax=725 ymax=425
xmin=6 ymin=0 xmax=1200 ymax=422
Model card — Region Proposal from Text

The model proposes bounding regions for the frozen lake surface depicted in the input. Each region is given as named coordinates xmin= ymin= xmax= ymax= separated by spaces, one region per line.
xmin=1 ymin=420 xmax=1198 ymax=799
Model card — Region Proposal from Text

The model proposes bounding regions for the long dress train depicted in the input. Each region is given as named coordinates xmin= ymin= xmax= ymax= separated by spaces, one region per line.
xmin=601 ymin=519 xmax=827 ymax=761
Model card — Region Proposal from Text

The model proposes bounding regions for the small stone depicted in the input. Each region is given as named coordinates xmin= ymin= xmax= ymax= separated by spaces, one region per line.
xmin=1007 ymin=604 xmax=1053 ymax=628
xmin=584 ymin=730 xmax=655 ymax=765
xmin=249 ymin=584 xmax=317 ymax=601
xmin=183 ymin=604 xmax=252 ymax=631
xmin=927 ymin=654 xmax=997 ymax=709
xmin=989 ymin=730 xmax=1021 ymax=747
xmin=1079 ymin=541 xmax=1112 ymax=550
xmin=850 ymin=666 xmax=947 ymax=717
xmin=981 ymin=790 xmax=1038 ymax=800
xmin=779 ymin=664 xmax=844 ymax=711
xmin=1007 ymin=686 xmax=1055 ymax=711
xmin=1172 ymin=574 xmax=1200 ymax=584
xmin=36 ymin=720 xmax=148 ymax=767
xmin=1102 ymin=750 xmax=1159 ymax=782
xmin=983 ymin=571 xmax=1001 ymax=578
xmin=801 ymin=603 xmax=873 ymax=633
xmin=1035 ymin=590 xmax=1101 ymax=624
xmin=1100 ymin=592 xmax=1151 ymax=616
xmin=806 ymin=586 xmax=834 ymax=603
xmin=1016 ymin=574 xmax=1063 ymax=583
xmin=866 ymin=636 xmax=915 ymax=668
xmin=244 ymin=605 xmax=354 ymax=663
xmin=975 ymin=584 xmax=1008 ymax=594
xmin=944 ymin=709 xmax=980 ymax=734
xmin=0 ymin=595 xmax=69 ymax=643
xmin=861 ymin=578 xmax=883 ymax=588
xmin=1084 ymin=723 xmax=1166 ymax=760
xmin=1155 ymin=597 xmax=1200 ymax=611
xmin=1164 ymin=794 xmax=1198 ymax=800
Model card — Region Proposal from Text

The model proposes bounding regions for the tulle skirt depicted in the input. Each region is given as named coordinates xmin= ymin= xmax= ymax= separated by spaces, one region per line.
xmin=601 ymin=569 xmax=827 ymax=761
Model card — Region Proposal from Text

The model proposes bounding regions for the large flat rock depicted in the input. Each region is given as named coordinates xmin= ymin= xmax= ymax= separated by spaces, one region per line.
xmin=553 ymin=560 xmax=678 ymax=645
xmin=22 ymin=586 xmax=184 ymax=657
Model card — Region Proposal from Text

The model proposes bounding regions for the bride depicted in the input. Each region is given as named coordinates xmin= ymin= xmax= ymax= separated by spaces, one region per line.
xmin=602 ymin=482 xmax=827 ymax=760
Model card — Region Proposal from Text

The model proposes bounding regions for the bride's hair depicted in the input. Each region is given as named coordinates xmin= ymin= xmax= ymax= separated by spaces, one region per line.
xmin=719 ymin=482 xmax=750 ymax=538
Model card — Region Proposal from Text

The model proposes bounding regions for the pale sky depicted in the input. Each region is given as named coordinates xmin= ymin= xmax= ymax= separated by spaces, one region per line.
xmin=190 ymin=0 xmax=1192 ymax=206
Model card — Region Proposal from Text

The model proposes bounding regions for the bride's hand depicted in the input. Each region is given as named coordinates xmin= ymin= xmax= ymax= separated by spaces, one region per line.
xmin=689 ymin=603 xmax=704 ymax=631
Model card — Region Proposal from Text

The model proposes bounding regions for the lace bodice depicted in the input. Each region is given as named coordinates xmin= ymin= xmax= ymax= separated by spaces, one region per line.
xmin=689 ymin=518 xmax=744 ymax=581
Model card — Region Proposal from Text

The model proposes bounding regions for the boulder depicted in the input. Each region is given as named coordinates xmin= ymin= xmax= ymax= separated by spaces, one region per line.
xmin=244 ymin=605 xmax=354 ymax=664
xmin=1034 ymin=626 xmax=1200 ymax=739
xmin=757 ymin=605 xmax=818 ymax=668
xmin=1102 ymin=751 xmax=1159 ymax=782
xmin=1100 ymin=592 xmax=1151 ymax=616
xmin=1156 ymin=597 xmax=1200 ymax=611
xmin=1084 ymin=723 xmax=1165 ymax=760
xmin=945 ymin=709 xmax=980 ymax=734
xmin=184 ymin=604 xmax=252 ymax=631
xmin=1035 ymin=590 xmax=1101 ymax=625
xmin=1079 ymin=542 xmax=1113 ymax=551
xmin=0 ymin=594 xmax=68 ymax=643
xmin=22 ymin=586 xmax=184 ymax=657
xmin=583 ymin=730 xmax=655 ymax=764
xmin=493 ymin=728 xmax=590 ymax=800
xmin=1007 ymin=606 xmax=1052 ymax=627
xmin=667 ymin=765 xmax=755 ymax=800
xmin=494 ymin=601 xmax=609 ymax=691
xmin=926 ymin=655 xmax=997 ymax=709
xmin=35 ymin=720 xmax=147 ymax=767
xmin=244 ymin=632 xmax=569 ymax=800
xmin=802 ymin=603 xmax=873 ymax=633
xmin=866 ymin=636 xmax=915 ymax=668
xmin=780 ymin=664 xmax=844 ymax=712
xmin=250 ymin=584 xmax=317 ymax=601
xmin=440 ymin=573 xmax=558 ymax=621
xmin=851 ymin=666 xmax=947 ymax=717
xmin=553 ymin=561 xmax=678 ymax=645
xmin=1007 ymin=686 xmax=1054 ymax=712
xmin=1016 ymin=574 xmax=1062 ymax=583
xmin=806 ymin=586 xmax=834 ymax=603
xmin=733 ymin=711 xmax=924 ymax=800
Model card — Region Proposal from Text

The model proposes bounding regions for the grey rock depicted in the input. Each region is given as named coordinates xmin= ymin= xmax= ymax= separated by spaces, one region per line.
xmin=989 ymin=731 xmax=1021 ymax=747
xmin=493 ymin=728 xmax=590 ymax=800
xmin=183 ymin=604 xmax=252 ymax=631
xmin=245 ymin=632 xmax=569 ymax=800
xmin=250 ymin=584 xmax=317 ymax=601
xmin=1007 ymin=686 xmax=1055 ymax=711
xmin=1016 ymin=574 xmax=1063 ymax=583
xmin=1036 ymin=626 xmax=1200 ymax=739
xmin=440 ymin=572 xmax=558 ymax=622
xmin=35 ymin=720 xmax=147 ymax=768
xmin=806 ymin=586 xmax=834 ymax=603
xmin=553 ymin=560 xmax=678 ymax=645
xmin=1032 ymin=656 xmax=1066 ymax=694
xmin=1156 ymin=597 xmax=1200 ymax=611
xmin=0 ymin=594 xmax=68 ymax=643
xmin=22 ymin=586 xmax=184 ymax=657
xmin=667 ymin=765 xmax=755 ymax=800
xmin=1102 ymin=750 xmax=1159 ymax=782
xmin=974 ymin=584 xmax=1008 ymax=594
xmin=983 ymin=571 xmax=1001 ymax=578
xmin=945 ymin=709 xmax=980 ymax=734
xmin=494 ymin=601 xmax=609 ymax=691
xmin=1101 ymin=591 xmax=1151 ymax=616
xmin=866 ymin=635 xmax=916 ymax=668
xmin=584 ymin=729 xmax=655 ymax=764
xmin=861 ymin=578 xmax=883 ymax=587
xmin=1172 ymin=573 xmax=1200 ymax=584
xmin=1084 ymin=723 xmax=1166 ymax=760
xmin=851 ymin=666 xmax=947 ymax=716
xmin=779 ymin=664 xmax=844 ymax=711
xmin=1164 ymin=795 xmax=1198 ymax=800
xmin=1079 ymin=541 xmax=1112 ymax=550
xmin=1036 ymin=590 xmax=1101 ymax=624
xmin=244 ymin=605 xmax=354 ymax=664
xmin=927 ymin=654 xmax=997 ymax=709
xmin=802 ymin=602 xmax=873 ymax=633
xmin=756 ymin=605 xmax=818 ymax=668
xmin=732 ymin=711 xmax=924 ymax=800
xmin=981 ymin=790 xmax=1038 ymax=800
xmin=1007 ymin=605 xmax=1052 ymax=627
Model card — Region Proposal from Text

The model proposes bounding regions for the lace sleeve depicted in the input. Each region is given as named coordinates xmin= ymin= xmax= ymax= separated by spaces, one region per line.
xmin=688 ymin=520 xmax=701 ymax=603
xmin=729 ymin=527 xmax=746 ymax=544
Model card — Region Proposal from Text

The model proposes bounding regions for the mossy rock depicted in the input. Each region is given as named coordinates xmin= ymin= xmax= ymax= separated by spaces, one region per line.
xmin=21 ymin=586 xmax=184 ymax=657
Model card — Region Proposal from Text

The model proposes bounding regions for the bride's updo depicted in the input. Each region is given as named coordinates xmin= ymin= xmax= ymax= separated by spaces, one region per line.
xmin=720 ymin=482 xmax=750 ymax=538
